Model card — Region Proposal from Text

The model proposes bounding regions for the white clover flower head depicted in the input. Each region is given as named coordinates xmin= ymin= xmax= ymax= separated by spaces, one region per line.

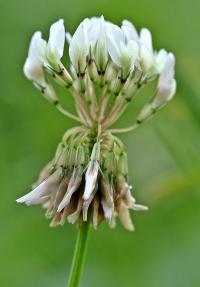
xmin=18 ymin=16 xmax=176 ymax=231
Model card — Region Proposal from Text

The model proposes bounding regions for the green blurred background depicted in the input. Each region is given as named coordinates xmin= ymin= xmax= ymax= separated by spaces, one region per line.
xmin=1 ymin=0 xmax=200 ymax=286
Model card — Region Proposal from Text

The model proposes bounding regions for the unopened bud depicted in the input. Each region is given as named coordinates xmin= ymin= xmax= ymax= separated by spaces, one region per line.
xmin=68 ymin=147 xmax=77 ymax=168
xmin=104 ymin=151 xmax=117 ymax=174
xmin=121 ymin=76 xmax=138 ymax=100
xmin=42 ymin=84 xmax=58 ymax=104
xmin=109 ymin=72 xmax=124 ymax=95
xmin=104 ymin=62 xmax=117 ymax=84
xmin=75 ymin=145 xmax=85 ymax=166
xmin=87 ymin=59 xmax=99 ymax=82
xmin=118 ymin=152 xmax=128 ymax=176
xmin=54 ymin=142 xmax=65 ymax=164
xmin=136 ymin=104 xmax=154 ymax=123
xmin=56 ymin=147 xmax=68 ymax=167
xmin=59 ymin=65 xmax=73 ymax=86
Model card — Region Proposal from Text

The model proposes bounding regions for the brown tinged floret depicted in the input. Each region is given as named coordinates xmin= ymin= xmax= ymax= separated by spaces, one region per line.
xmin=17 ymin=128 xmax=147 ymax=231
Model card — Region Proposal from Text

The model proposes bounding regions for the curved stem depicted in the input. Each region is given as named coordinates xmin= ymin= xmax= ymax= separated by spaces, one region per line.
xmin=74 ymin=102 xmax=90 ymax=127
xmin=102 ymin=94 xmax=123 ymax=126
xmin=67 ymin=221 xmax=91 ymax=287
xmin=102 ymin=101 xmax=128 ymax=129
xmin=108 ymin=122 xmax=140 ymax=134
xmin=70 ymin=87 xmax=93 ymax=127
xmin=56 ymin=104 xmax=85 ymax=124
xmin=98 ymin=87 xmax=109 ymax=121
xmin=108 ymin=107 xmax=156 ymax=134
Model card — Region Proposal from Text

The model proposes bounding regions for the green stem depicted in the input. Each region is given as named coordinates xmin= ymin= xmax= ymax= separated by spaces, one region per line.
xmin=67 ymin=221 xmax=91 ymax=287
xmin=108 ymin=122 xmax=139 ymax=134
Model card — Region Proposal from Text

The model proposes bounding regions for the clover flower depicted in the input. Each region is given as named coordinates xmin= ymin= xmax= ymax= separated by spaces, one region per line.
xmin=17 ymin=17 xmax=176 ymax=231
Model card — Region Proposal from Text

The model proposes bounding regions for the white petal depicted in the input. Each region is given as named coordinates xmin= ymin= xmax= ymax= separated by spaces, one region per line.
xmin=69 ymin=41 xmax=78 ymax=72
xmin=106 ymin=22 xmax=124 ymax=43
xmin=66 ymin=32 xmax=72 ymax=44
xmin=57 ymin=185 xmax=76 ymax=212
xmin=24 ymin=32 xmax=46 ymax=85
xmin=92 ymin=16 xmax=108 ymax=70
xmin=47 ymin=19 xmax=65 ymax=62
xmin=154 ymin=49 xmax=168 ymax=74
xmin=106 ymin=23 xmax=124 ymax=67
xmin=155 ymin=53 xmax=176 ymax=105
xmin=57 ymin=169 xmax=82 ymax=212
xmin=28 ymin=31 xmax=42 ymax=59
xmin=86 ymin=17 xmax=101 ymax=45
xmin=121 ymin=20 xmax=139 ymax=42
xmin=23 ymin=57 xmax=45 ymax=86
xmin=83 ymin=161 xmax=99 ymax=200
xmin=158 ymin=53 xmax=175 ymax=85
xmin=106 ymin=34 xmax=121 ymax=67
xmin=168 ymin=79 xmax=176 ymax=100
xmin=36 ymin=38 xmax=48 ymax=64
xmin=140 ymin=44 xmax=154 ymax=72
xmin=156 ymin=79 xmax=176 ymax=105
xmin=127 ymin=40 xmax=139 ymax=69
xmin=16 ymin=180 xmax=48 ymax=204
xmin=140 ymin=28 xmax=153 ymax=52
xmin=69 ymin=18 xmax=89 ymax=73
xmin=26 ymin=196 xmax=49 ymax=206
xmin=16 ymin=172 xmax=59 ymax=205
xmin=83 ymin=174 xmax=97 ymax=200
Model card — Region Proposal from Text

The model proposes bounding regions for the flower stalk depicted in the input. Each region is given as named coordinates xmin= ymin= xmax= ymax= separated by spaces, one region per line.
xmin=67 ymin=220 xmax=91 ymax=287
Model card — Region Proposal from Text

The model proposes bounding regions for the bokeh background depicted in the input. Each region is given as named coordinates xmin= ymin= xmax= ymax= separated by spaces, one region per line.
xmin=1 ymin=0 xmax=200 ymax=286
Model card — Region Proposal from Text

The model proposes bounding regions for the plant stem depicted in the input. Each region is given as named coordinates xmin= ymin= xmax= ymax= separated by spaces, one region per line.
xmin=67 ymin=221 xmax=91 ymax=287
xmin=108 ymin=122 xmax=139 ymax=134
xmin=56 ymin=104 xmax=84 ymax=124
